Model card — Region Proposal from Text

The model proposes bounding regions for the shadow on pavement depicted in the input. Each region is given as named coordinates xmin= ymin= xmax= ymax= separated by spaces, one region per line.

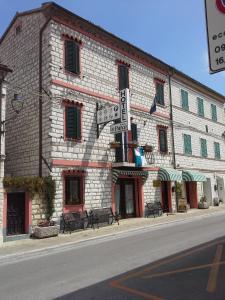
xmin=54 ymin=235 xmax=225 ymax=300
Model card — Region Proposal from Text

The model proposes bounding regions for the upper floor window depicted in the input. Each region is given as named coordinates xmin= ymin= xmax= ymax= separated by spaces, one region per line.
xmin=64 ymin=101 xmax=82 ymax=141
xmin=181 ymin=89 xmax=189 ymax=111
xmin=197 ymin=97 xmax=204 ymax=117
xmin=155 ymin=81 xmax=165 ymax=106
xmin=200 ymin=138 xmax=208 ymax=158
xmin=158 ymin=127 xmax=168 ymax=153
xmin=65 ymin=39 xmax=80 ymax=75
xmin=214 ymin=142 xmax=221 ymax=159
xmin=183 ymin=134 xmax=192 ymax=155
xmin=211 ymin=104 xmax=217 ymax=122
xmin=118 ymin=64 xmax=129 ymax=90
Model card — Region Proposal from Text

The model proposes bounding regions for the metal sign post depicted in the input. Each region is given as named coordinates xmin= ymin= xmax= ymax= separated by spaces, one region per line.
xmin=205 ymin=0 xmax=225 ymax=73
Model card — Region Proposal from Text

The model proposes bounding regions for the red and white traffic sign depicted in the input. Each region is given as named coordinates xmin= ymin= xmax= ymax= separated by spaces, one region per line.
xmin=205 ymin=0 xmax=225 ymax=73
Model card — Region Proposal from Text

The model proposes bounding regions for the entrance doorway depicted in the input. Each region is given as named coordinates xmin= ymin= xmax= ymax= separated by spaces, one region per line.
xmin=7 ymin=192 xmax=25 ymax=236
xmin=161 ymin=181 xmax=171 ymax=213
xmin=115 ymin=179 xmax=136 ymax=218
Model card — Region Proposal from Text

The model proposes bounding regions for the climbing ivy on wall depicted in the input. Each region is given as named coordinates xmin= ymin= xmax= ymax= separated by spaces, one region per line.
xmin=3 ymin=176 xmax=56 ymax=219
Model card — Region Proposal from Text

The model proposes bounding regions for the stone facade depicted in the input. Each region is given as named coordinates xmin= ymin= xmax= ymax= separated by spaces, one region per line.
xmin=0 ymin=3 xmax=224 ymax=240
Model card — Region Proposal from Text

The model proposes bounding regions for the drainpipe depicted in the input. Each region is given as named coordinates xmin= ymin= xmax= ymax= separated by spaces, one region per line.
xmin=39 ymin=17 xmax=51 ymax=177
xmin=168 ymin=68 xmax=176 ymax=169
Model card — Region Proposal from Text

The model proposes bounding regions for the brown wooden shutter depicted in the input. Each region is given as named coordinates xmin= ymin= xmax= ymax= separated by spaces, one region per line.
xmin=159 ymin=129 xmax=168 ymax=152
xmin=65 ymin=40 xmax=80 ymax=74
xmin=119 ymin=65 xmax=129 ymax=90
xmin=65 ymin=106 xmax=81 ymax=139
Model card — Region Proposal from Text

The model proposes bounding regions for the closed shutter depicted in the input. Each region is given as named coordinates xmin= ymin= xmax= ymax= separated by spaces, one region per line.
xmin=159 ymin=129 xmax=168 ymax=153
xmin=156 ymin=82 xmax=164 ymax=105
xmin=181 ymin=89 xmax=189 ymax=111
xmin=214 ymin=142 xmax=221 ymax=159
xmin=65 ymin=40 xmax=80 ymax=74
xmin=183 ymin=134 xmax=192 ymax=155
xmin=200 ymin=138 xmax=207 ymax=157
xmin=131 ymin=123 xmax=138 ymax=142
xmin=119 ymin=65 xmax=129 ymax=90
xmin=197 ymin=97 xmax=204 ymax=117
xmin=211 ymin=104 xmax=217 ymax=122
xmin=65 ymin=106 xmax=81 ymax=139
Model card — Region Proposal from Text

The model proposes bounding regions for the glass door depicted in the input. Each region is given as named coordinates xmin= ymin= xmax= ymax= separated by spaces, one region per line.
xmin=115 ymin=179 xmax=136 ymax=218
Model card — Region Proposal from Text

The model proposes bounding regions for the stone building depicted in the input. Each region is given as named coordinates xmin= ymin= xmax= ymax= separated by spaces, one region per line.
xmin=0 ymin=2 xmax=224 ymax=240
xmin=0 ymin=64 xmax=12 ymax=242
xmin=171 ymin=72 xmax=225 ymax=208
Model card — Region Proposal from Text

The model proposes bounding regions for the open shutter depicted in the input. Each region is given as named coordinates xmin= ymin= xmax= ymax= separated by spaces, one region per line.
xmin=119 ymin=65 xmax=129 ymax=90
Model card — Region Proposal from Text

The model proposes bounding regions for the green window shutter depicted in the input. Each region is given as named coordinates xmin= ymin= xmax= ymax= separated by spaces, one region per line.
xmin=156 ymin=82 xmax=164 ymax=106
xmin=197 ymin=97 xmax=204 ymax=117
xmin=214 ymin=142 xmax=221 ymax=159
xmin=211 ymin=104 xmax=217 ymax=122
xmin=181 ymin=89 xmax=189 ymax=111
xmin=200 ymin=138 xmax=207 ymax=158
xmin=119 ymin=65 xmax=129 ymax=90
xmin=183 ymin=134 xmax=192 ymax=155
xmin=65 ymin=106 xmax=81 ymax=139
xmin=65 ymin=40 xmax=80 ymax=74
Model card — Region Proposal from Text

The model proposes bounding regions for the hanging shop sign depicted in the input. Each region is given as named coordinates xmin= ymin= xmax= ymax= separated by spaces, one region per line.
xmin=97 ymin=104 xmax=120 ymax=124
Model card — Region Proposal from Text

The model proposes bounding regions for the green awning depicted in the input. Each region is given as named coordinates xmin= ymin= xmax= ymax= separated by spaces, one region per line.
xmin=182 ymin=170 xmax=206 ymax=182
xmin=112 ymin=169 xmax=148 ymax=183
xmin=158 ymin=168 xmax=182 ymax=181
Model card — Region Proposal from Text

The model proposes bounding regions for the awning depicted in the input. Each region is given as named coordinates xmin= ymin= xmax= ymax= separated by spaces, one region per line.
xmin=182 ymin=170 xmax=206 ymax=182
xmin=158 ymin=168 xmax=182 ymax=182
xmin=112 ymin=169 xmax=148 ymax=183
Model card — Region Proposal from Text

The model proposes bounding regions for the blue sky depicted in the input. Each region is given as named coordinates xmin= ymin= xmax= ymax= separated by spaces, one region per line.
xmin=0 ymin=0 xmax=224 ymax=95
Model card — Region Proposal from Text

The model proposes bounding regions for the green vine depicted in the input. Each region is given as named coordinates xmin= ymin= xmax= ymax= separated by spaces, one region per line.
xmin=3 ymin=175 xmax=56 ymax=219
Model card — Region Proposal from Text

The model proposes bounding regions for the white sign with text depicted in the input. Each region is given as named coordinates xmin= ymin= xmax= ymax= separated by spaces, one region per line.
xmin=97 ymin=104 xmax=120 ymax=124
xmin=119 ymin=88 xmax=131 ymax=130
xmin=205 ymin=0 xmax=225 ymax=73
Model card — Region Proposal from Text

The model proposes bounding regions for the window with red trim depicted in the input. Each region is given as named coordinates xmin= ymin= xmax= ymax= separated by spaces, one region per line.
xmin=64 ymin=103 xmax=82 ymax=141
xmin=158 ymin=127 xmax=168 ymax=153
xmin=64 ymin=175 xmax=84 ymax=205
xmin=64 ymin=39 xmax=80 ymax=75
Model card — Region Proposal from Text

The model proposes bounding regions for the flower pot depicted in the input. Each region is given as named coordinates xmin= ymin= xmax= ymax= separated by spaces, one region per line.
xmin=143 ymin=145 xmax=153 ymax=152
xmin=109 ymin=142 xmax=121 ymax=149
xmin=198 ymin=202 xmax=209 ymax=209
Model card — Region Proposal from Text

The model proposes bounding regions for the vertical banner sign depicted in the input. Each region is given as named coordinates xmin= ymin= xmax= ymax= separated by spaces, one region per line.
xmin=205 ymin=0 xmax=225 ymax=73
xmin=120 ymin=88 xmax=131 ymax=130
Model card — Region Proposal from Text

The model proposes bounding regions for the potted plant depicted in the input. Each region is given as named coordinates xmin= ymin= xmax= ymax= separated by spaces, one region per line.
xmin=109 ymin=141 xmax=121 ymax=149
xmin=128 ymin=141 xmax=138 ymax=148
xmin=143 ymin=144 xmax=154 ymax=152
xmin=198 ymin=196 xmax=209 ymax=209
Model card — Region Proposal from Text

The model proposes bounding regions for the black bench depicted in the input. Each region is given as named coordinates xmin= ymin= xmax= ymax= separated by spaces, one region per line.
xmin=62 ymin=211 xmax=89 ymax=234
xmin=145 ymin=202 xmax=163 ymax=218
xmin=89 ymin=207 xmax=119 ymax=229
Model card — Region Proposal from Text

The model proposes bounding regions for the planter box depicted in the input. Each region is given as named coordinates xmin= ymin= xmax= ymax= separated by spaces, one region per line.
xmin=33 ymin=225 xmax=59 ymax=239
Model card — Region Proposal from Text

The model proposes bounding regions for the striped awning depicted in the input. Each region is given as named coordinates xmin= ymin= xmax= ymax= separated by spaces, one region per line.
xmin=158 ymin=168 xmax=182 ymax=182
xmin=182 ymin=170 xmax=206 ymax=182
xmin=112 ymin=169 xmax=148 ymax=183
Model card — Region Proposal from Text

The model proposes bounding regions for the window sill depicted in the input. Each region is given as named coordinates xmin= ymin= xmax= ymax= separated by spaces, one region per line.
xmin=64 ymin=137 xmax=82 ymax=143
xmin=63 ymin=204 xmax=84 ymax=213
xmin=64 ymin=69 xmax=81 ymax=78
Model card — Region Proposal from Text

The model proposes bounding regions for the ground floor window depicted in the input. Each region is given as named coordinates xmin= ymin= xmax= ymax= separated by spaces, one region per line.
xmin=65 ymin=176 xmax=83 ymax=205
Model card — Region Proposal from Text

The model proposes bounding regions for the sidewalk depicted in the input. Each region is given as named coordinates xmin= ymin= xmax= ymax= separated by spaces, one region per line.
xmin=0 ymin=205 xmax=225 ymax=259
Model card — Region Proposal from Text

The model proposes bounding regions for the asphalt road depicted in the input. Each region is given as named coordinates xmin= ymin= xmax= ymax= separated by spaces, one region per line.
xmin=0 ymin=212 xmax=225 ymax=300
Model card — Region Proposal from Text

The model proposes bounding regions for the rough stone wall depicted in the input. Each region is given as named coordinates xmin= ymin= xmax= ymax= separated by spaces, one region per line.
xmin=0 ymin=13 xmax=52 ymax=177
xmin=32 ymin=194 xmax=48 ymax=226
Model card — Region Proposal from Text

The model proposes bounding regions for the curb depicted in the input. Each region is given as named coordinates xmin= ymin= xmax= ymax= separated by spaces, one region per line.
xmin=0 ymin=209 xmax=224 ymax=264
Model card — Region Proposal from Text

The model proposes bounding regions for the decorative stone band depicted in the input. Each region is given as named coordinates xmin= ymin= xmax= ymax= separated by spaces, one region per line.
xmin=112 ymin=169 xmax=149 ymax=184
xmin=158 ymin=168 xmax=182 ymax=182
xmin=182 ymin=170 xmax=206 ymax=182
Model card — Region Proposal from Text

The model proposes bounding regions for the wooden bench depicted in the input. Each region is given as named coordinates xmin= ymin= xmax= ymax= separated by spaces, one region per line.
xmin=145 ymin=202 xmax=164 ymax=218
xmin=89 ymin=207 xmax=119 ymax=229
xmin=62 ymin=211 xmax=89 ymax=234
